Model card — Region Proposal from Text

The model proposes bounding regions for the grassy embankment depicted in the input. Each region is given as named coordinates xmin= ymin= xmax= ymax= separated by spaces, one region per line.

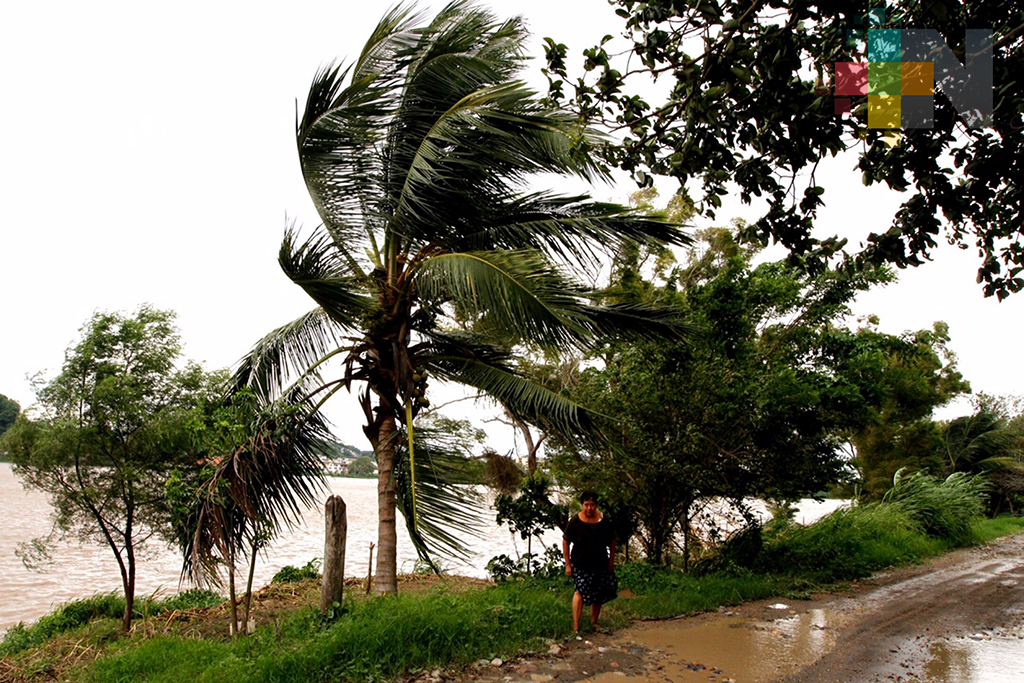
xmin=3 ymin=475 xmax=1022 ymax=683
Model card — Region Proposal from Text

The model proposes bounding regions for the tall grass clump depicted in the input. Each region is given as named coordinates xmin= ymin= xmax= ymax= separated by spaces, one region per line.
xmin=756 ymin=503 xmax=942 ymax=583
xmin=883 ymin=469 xmax=988 ymax=547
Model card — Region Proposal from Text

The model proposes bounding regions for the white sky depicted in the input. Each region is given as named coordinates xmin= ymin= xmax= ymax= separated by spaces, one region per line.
xmin=1 ymin=0 xmax=1019 ymax=453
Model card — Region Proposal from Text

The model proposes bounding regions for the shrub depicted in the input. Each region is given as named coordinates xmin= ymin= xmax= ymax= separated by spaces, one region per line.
xmin=883 ymin=469 xmax=988 ymax=546
xmin=487 ymin=547 xmax=564 ymax=582
xmin=272 ymin=559 xmax=321 ymax=583
xmin=158 ymin=589 xmax=224 ymax=612
xmin=756 ymin=503 xmax=940 ymax=582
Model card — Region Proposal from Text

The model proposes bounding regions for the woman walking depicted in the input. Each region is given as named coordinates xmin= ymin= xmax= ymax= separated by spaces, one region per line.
xmin=562 ymin=491 xmax=617 ymax=633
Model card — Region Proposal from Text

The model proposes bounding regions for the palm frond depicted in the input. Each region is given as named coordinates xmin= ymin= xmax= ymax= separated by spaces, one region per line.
xmin=279 ymin=228 xmax=379 ymax=325
xmin=230 ymin=308 xmax=346 ymax=401
xmin=455 ymin=191 xmax=692 ymax=269
xmin=571 ymin=300 xmax=696 ymax=341
xmin=179 ymin=386 xmax=330 ymax=587
xmin=417 ymin=250 xmax=594 ymax=350
xmin=392 ymin=424 xmax=488 ymax=568
xmin=417 ymin=250 xmax=692 ymax=348
xmin=420 ymin=330 xmax=597 ymax=435
xmin=298 ymin=54 xmax=404 ymax=250
xmin=388 ymin=83 xmax=608 ymax=243
xmin=222 ymin=388 xmax=330 ymax=531
xmin=352 ymin=4 xmax=426 ymax=81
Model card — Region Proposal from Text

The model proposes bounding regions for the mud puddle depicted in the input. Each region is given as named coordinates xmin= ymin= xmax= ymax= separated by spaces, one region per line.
xmin=590 ymin=605 xmax=850 ymax=683
xmin=592 ymin=605 xmax=1024 ymax=683
xmin=920 ymin=630 xmax=1024 ymax=682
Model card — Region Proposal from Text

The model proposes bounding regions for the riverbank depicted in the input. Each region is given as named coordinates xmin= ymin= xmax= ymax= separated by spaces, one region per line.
xmin=3 ymin=516 xmax=1023 ymax=683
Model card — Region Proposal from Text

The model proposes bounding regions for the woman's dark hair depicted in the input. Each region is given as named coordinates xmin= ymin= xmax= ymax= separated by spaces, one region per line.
xmin=580 ymin=490 xmax=599 ymax=504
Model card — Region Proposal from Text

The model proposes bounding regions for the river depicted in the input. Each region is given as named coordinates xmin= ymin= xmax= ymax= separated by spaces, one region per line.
xmin=0 ymin=462 xmax=556 ymax=633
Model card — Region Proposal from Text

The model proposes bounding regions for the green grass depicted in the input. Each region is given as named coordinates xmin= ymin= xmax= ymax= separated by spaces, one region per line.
xmin=973 ymin=515 xmax=1024 ymax=543
xmin=84 ymin=584 xmax=572 ymax=683
xmin=0 ymin=589 xmax=223 ymax=657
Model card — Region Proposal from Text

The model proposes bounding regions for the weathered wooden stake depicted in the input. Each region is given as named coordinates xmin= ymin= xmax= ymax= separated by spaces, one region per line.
xmin=365 ymin=543 xmax=375 ymax=594
xmin=319 ymin=495 xmax=347 ymax=615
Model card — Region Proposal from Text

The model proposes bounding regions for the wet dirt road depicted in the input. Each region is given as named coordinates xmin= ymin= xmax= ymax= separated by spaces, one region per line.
xmin=445 ymin=533 xmax=1024 ymax=683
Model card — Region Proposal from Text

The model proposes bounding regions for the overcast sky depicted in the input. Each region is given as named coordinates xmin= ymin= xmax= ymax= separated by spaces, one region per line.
xmin=2 ymin=0 xmax=1019 ymax=452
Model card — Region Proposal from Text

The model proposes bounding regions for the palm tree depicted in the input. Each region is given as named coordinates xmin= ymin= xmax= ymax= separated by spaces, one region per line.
xmin=234 ymin=1 xmax=690 ymax=594
xmin=941 ymin=408 xmax=1024 ymax=514
xmin=169 ymin=383 xmax=329 ymax=634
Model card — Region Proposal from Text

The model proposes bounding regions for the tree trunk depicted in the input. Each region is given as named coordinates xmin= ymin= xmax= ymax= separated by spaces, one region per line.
xmin=121 ymin=550 xmax=136 ymax=634
xmin=243 ymin=536 xmax=260 ymax=632
xmin=320 ymin=495 xmax=348 ymax=613
xmin=374 ymin=414 xmax=400 ymax=594
xmin=682 ymin=506 xmax=690 ymax=573
xmin=122 ymin=520 xmax=136 ymax=634
xmin=227 ymin=544 xmax=238 ymax=637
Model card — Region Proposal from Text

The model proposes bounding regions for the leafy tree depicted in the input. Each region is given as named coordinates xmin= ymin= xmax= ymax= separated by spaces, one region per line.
xmin=233 ymin=3 xmax=689 ymax=594
xmin=552 ymin=230 xmax=890 ymax=565
xmin=0 ymin=306 xmax=214 ymax=633
xmin=494 ymin=474 xmax=567 ymax=560
xmin=348 ymin=456 xmax=377 ymax=478
xmin=0 ymin=393 xmax=19 ymax=440
xmin=836 ymin=320 xmax=971 ymax=497
xmin=546 ymin=0 xmax=1024 ymax=298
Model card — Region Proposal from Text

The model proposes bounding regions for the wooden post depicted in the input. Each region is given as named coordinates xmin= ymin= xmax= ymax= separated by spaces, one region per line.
xmin=319 ymin=495 xmax=347 ymax=615
xmin=365 ymin=543 xmax=375 ymax=594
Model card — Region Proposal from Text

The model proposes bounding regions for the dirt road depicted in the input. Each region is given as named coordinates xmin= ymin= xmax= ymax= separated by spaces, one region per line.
xmin=445 ymin=533 xmax=1024 ymax=683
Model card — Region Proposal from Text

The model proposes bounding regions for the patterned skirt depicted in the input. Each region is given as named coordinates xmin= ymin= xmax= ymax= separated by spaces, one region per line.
xmin=572 ymin=567 xmax=619 ymax=606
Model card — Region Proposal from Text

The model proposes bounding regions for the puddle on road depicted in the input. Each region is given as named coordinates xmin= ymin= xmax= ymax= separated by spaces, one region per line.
xmin=588 ymin=611 xmax=1024 ymax=683
xmin=923 ymin=633 xmax=1024 ymax=683
xmin=592 ymin=608 xmax=845 ymax=683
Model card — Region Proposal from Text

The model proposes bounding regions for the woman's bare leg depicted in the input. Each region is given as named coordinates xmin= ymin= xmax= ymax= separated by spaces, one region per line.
xmin=591 ymin=603 xmax=602 ymax=628
xmin=572 ymin=592 xmax=583 ymax=632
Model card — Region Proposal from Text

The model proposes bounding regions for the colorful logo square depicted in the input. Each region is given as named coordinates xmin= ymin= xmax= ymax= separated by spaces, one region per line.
xmin=901 ymin=95 xmax=934 ymax=128
xmin=870 ymin=62 xmax=902 ymax=96
xmin=901 ymin=62 xmax=934 ymax=95
xmin=868 ymin=95 xmax=901 ymax=128
xmin=868 ymin=28 xmax=901 ymax=62
xmin=835 ymin=63 xmax=868 ymax=96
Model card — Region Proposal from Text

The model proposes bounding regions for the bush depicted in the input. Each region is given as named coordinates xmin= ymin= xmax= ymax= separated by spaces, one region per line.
xmin=883 ymin=469 xmax=988 ymax=546
xmin=756 ymin=503 xmax=941 ymax=582
xmin=692 ymin=522 xmax=764 ymax=575
xmin=487 ymin=547 xmax=564 ymax=582
xmin=158 ymin=589 xmax=224 ymax=612
xmin=272 ymin=559 xmax=321 ymax=583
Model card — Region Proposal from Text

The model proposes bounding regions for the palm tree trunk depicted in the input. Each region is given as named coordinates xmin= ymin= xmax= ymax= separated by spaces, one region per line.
xmin=227 ymin=543 xmax=239 ymax=637
xmin=374 ymin=412 xmax=400 ymax=594
xmin=243 ymin=536 xmax=260 ymax=632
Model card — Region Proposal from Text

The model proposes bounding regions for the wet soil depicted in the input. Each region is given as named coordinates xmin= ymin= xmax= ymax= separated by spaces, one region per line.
xmin=442 ymin=533 xmax=1024 ymax=683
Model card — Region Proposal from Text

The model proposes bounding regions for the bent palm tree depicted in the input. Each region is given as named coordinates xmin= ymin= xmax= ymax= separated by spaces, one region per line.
xmin=235 ymin=1 xmax=690 ymax=594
